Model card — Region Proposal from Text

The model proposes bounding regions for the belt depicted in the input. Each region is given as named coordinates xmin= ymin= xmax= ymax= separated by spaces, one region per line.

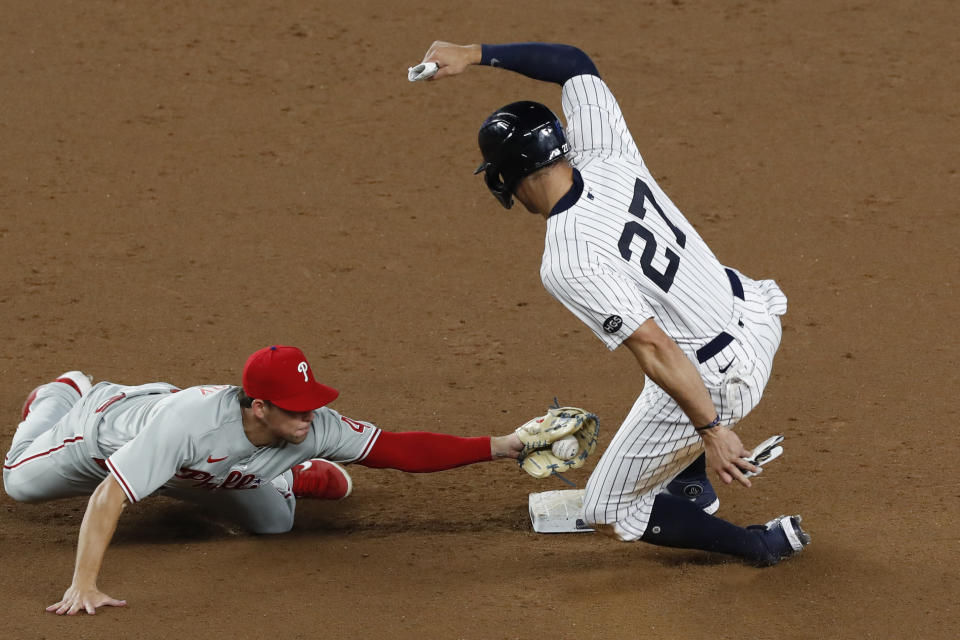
xmin=695 ymin=269 xmax=745 ymax=364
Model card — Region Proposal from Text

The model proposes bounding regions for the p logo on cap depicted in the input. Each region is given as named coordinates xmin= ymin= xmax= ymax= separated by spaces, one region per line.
xmin=242 ymin=345 xmax=339 ymax=412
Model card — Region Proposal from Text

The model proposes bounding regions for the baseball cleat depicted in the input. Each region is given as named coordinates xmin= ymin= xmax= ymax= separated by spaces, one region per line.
xmin=21 ymin=371 xmax=93 ymax=421
xmin=665 ymin=476 xmax=719 ymax=515
xmin=291 ymin=459 xmax=353 ymax=500
xmin=749 ymin=514 xmax=810 ymax=566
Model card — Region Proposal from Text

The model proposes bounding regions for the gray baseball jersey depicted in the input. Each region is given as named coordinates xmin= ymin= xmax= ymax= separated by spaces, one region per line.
xmin=542 ymin=74 xmax=788 ymax=540
xmin=4 ymin=381 xmax=379 ymax=532
xmin=85 ymin=383 xmax=377 ymax=503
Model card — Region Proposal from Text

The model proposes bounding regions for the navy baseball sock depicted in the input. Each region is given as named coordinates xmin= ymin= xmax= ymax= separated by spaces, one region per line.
xmin=675 ymin=452 xmax=707 ymax=480
xmin=640 ymin=493 xmax=767 ymax=563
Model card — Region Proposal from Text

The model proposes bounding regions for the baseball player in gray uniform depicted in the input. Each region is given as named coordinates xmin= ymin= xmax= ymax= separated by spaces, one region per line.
xmin=4 ymin=345 xmax=523 ymax=615
xmin=419 ymin=41 xmax=809 ymax=565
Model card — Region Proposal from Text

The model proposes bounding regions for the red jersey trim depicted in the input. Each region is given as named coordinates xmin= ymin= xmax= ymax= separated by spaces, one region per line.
xmin=105 ymin=457 xmax=140 ymax=503
xmin=356 ymin=429 xmax=382 ymax=462
xmin=95 ymin=392 xmax=127 ymax=413
xmin=3 ymin=435 xmax=84 ymax=470
xmin=53 ymin=376 xmax=83 ymax=396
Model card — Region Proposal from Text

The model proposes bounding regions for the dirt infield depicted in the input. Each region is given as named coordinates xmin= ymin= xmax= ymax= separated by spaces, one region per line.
xmin=2 ymin=1 xmax=956 ymax=638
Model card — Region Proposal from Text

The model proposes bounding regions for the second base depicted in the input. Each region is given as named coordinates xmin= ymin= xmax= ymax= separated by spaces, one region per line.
xmin=528 ymin=489 xmax=595 ymax=533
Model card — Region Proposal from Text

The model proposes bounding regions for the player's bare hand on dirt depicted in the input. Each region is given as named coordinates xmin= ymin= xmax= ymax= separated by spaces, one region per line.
xmin=699 ymin=427 xmax=758 ymax=487
xmin=421 ymin=41 xmax=481 ymax=79
xmin=491 ymin=432 xmax=523 ymax=459
xmin=47 ymin=585 xmax=127 ymax=616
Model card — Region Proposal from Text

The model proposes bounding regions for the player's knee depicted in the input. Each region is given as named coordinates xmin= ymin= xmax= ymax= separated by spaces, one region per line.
xmin=581 ymin=486 xmax=614 ymax=527
xmin=2 ymin=474 xmax=42 ymax=503
xmin=248 ymin=513 xmax=295 ymax=535
xmin=581 ymin=487 xmax=637 ymax=542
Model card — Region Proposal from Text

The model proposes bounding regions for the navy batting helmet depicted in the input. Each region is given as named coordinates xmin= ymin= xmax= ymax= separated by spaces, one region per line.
xmin=474 ymin=101 xmax=570 ymax=209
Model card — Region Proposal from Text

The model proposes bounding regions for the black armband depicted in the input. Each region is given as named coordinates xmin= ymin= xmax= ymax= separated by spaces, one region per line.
xmin=694 ymin=415 xmax=722 ymax=432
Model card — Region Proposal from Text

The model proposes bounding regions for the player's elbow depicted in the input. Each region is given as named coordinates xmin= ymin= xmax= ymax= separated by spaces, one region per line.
xmin=574 ymin=47 xmax=600 ymax=78
xmin=559 ymin=44 xmax=600 ymax=77
xmin=89 ymin=474 xmax=130 ymax=512
xmin=624 ymin=320 xmax=673 ymax=360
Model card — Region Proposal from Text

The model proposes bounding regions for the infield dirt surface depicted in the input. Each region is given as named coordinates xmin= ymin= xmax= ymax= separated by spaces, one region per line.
xmin=1 ymin=1 xmax=957 ymax=638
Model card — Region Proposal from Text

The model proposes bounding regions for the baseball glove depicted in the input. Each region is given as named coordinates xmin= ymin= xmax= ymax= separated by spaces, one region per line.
xmin=515 ymin=405 xmax=600 ymax=478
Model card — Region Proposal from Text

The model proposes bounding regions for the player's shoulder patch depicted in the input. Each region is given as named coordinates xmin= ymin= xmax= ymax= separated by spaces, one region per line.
xmin=197 ymin=385 xmax=231 ymax=397
xmin=602 ymin=315 xmax=623 ymax=333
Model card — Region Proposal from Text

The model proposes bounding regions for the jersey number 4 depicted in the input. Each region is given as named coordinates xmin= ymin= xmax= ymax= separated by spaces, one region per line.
xmin=617 ymin=178 xmax=686 ymax=292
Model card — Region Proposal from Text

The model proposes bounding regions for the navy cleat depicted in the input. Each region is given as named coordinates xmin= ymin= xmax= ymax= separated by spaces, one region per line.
xmin=749 ymin=514 xmax=811 ymax=567
xmin=665 ymin=475 xmax=720 ymax=515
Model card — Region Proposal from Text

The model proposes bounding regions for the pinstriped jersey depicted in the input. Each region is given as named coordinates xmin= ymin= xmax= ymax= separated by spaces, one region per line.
xmin=541 ymin=74 xmax=737 ymax=354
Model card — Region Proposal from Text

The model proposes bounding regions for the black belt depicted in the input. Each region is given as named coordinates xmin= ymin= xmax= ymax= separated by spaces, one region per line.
xmin=726 ymin=267 xmax=744 ymax=300
xmin=696 ymin=269 xmax=744 ymax=364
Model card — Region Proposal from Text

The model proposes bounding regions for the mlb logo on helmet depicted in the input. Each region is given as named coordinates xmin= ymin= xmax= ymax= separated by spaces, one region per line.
xmin=242 ymin=345 xmax=339 ymax=412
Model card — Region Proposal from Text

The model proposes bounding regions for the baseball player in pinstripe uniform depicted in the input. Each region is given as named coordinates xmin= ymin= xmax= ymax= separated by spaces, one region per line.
xmin=4 ymin=345 xmax=523 ymax=615
xmin=419 ymin=41 xmax=810 ymax=565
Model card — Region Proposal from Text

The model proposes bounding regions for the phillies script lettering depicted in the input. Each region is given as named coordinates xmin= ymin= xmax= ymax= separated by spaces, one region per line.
xmin=174 ymin=468 xmax=262 ymax=491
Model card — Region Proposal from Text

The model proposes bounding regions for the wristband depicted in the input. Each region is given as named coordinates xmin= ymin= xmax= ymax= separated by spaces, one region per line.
xmin=695 ymin=415 xmax=721 ymax=432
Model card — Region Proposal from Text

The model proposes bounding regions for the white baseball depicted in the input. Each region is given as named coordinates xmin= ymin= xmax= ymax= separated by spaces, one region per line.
xmin=551 ymin=435 xmax=578 ymax=460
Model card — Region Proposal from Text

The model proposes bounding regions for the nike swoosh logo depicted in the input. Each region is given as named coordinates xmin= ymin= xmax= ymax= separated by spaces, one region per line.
xmin=718 ymin=362 xmax=733 ymax=373
xmin=207 ymin=455 xmax=228 ymax=463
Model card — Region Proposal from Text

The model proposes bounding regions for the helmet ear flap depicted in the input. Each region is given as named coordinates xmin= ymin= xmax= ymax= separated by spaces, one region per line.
xmin=475 ymin=161 xmax=514 ymax=209
xmin=484 ymin=166 xmax=514 ymax=209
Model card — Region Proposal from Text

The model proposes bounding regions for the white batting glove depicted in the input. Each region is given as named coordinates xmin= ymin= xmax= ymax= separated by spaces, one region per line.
xmin=742 ymin=435 xmax=784 ymax=478
xmin=407 ymin=62 xmax=439 ymax=82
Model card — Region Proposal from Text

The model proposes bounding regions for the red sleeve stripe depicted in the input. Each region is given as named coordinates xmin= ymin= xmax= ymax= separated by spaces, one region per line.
xmin=355 ymin=429 xmax=382 ymax=462
xmin=3 ymin=436 xmax=84 ymax=470
xmin=105 ymin=458 xmax=140 ymax=503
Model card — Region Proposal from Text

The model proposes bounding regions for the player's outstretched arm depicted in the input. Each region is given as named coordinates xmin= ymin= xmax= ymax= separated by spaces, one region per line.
xmin=421 ymin=41 xmax=482 ymax=80
xmin=623 ymin=319 xmax=759 ymax=487
xmin=420 ymin=41 xmax=598 ymax=84
xmin=47 ymin=474 xmax=129 ymax=616
xmin=359 ymin=429 xmax=521 ymax=472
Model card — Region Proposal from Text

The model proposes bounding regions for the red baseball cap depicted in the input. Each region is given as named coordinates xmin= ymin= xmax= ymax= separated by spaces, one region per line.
xmin=242 ymin=345 xmax=339 ymax=412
